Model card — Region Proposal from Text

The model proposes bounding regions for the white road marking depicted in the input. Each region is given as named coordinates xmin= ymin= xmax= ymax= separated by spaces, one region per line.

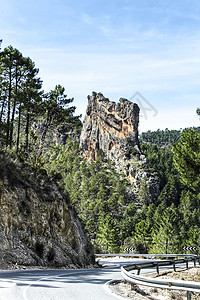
xmin=22 ymin=271 xmax=70 ymax=300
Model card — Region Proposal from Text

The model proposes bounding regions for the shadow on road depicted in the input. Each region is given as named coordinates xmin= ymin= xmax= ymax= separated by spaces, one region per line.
xmin=0 ymin=266 xmax=121 ymax=289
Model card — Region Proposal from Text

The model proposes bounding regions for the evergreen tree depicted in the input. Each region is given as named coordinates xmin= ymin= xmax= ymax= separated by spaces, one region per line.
xmin=132 ymin=220 xmax=151 ymax=253
xmin=39 ymin=85 xmax=81 ymax=156
xmin=172 ymin=128 xmax=200 ymax=190
xmin=96 ymin=214 xmax=120 ymax=253
xmin=138 ymin=176 xmax=151 ymax=205
xmin=158 ymin=174 xmax=181 ymax=207
xmin=150 ymin=205 xmax=181 ymax=254
xmin=0 ymin=46 xmax=42 ymax=150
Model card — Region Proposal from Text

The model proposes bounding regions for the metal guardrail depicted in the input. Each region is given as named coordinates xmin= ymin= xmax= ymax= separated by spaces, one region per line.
xmin=95 ymin=253 xmax=198 ymax=259
xmin=121 ymin=257 xmax=199 ymax=275
xmin=121 ymin=257 xmax=200 ymax=299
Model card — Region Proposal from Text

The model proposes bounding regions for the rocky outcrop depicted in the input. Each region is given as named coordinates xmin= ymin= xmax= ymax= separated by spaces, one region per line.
xmin=80 ymin=92 xmax=160 ymax=201
xmin=80 ymin=92 xmax=140 ymax=178
xmin=80 ymin=92 xmax=140 ymax=158
xmin=0 ymin=151 xmax=94 ymax=269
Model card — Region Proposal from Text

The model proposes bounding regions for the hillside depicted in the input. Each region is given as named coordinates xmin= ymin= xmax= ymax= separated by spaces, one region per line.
xmin=0 ymin=45 xmax=199 ymax=258
xmin=0 ymin=151 xmax=94 ymax=269
xmin=41 ymin=96 xmax=200 ymax=255
xmin=80 ymin=92 xmax=160 ymax=198
xmin=140 ymin=127 xmax=200 ymax=147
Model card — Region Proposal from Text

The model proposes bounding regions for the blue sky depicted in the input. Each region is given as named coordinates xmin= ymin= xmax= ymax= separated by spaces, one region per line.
xmin=1 ymin=0 xmax=200 ymax=132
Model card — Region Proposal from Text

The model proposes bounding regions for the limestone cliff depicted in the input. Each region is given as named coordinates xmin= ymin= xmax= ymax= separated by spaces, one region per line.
xmin=0 ymin=151 xmax=94 ymax=269
xmin=80 ymin=92 xmax=160 ymax=200
xmin=80 ymin=92 xmax=140 ymax=177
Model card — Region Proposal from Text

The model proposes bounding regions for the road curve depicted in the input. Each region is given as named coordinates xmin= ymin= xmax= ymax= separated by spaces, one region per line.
xmin=0 ymin=259 xmax=125 ymax=300
xmin=0 ymin=257 xmax=179 ymax=300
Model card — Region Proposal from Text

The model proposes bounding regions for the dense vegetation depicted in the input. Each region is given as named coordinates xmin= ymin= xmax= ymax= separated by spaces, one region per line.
xmin=43 ymin=141 xmax=139 ymax=253
xmin=137 ymin=128 xmax=200 ymax=254
xmin=140 ymin=129 xmax=182 ymax=146
xmin=140 ymin=127 xmax=200 ymax=147
xmin=41 ymin=128 xmax=200 ymax=254
xmin=0 ymin=46 xmax=81 ymax=159
xmin=1 ymin=45 xmax=200 ymax=255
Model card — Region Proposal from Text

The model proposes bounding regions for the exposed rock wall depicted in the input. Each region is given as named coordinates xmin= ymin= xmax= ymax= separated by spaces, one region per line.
xmin=80 ymin=92 xmax=140 ymax=178
xmin=80 ymin=92 xmax=140 ymax=160
xmin=80 ymin=92 xmax=160 ymax=201
xmin=0 ymin=152 xmax=94 ymax=269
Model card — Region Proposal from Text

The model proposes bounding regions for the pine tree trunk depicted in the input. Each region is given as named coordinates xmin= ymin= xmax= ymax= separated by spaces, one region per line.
xmin=25 ymin=112 xmax=29 ymax=149
xmin=9 ymin=98 xmax=16 ymax=149
xmin=9 ymin=70 xmax=18 ymax=149
xmin=16 ymin=103 xmax=21 ymax=152
xmin=6 ymin=68 xmax=12 ymax=147
xmin=38 ymin=113 xmax=51 ymax=156
xmin=0 ymin=95 xmax=5 ymax=123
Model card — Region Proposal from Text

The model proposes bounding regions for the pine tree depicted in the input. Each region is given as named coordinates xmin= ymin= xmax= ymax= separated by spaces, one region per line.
xmin=96 ymin=214 xmax=120 ymax=253
xmin=172 ymin=128 xmax=200 ymax=190
xmin=0 ymin=46 xmax=42 ymax=150
xmin=138 ymin=176 xmax=151 ymax=205
xmin=150 ymin=205 xmax=181 ymax=254
xmin=39 ymin=85 xmax=81 ymax=156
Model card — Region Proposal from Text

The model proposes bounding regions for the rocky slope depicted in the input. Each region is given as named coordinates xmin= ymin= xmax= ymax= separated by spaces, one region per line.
xmin=0 ymin=151 xmax=94 ymax=269
xmin=80 ymin=92 xmax=159 ymax=201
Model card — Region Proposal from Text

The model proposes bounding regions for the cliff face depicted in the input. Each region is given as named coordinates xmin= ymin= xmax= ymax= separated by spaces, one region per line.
xmin=80 ymin=92 xmax=140 ymax=180
xmin=0 ymin=152 xmax=94 ymax=269
xmin=80 ymin=92 xmax=160 ymax=200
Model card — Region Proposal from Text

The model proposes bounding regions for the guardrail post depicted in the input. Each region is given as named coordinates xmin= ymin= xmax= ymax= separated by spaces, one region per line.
xmin=156 ymin=265 xmax=159 ymax=275
xmin=186 ymin=261 xmax=189 ymax=269
xmin=173 ymin=262 xmax=176 ymax=272
xmin=187 ymin=291 xmax=191 ymax=300
xmin=121 ymin=257 xmax=200 ymax=298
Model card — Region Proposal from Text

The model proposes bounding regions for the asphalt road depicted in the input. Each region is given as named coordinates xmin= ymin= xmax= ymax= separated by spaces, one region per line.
xmin=0 ymin=258 xmax=126 ymax=300
xmin=0 ymin=258 xmax=190 ymax=300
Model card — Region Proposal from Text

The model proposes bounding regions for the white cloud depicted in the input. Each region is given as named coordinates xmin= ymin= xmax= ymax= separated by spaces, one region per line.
xmin=2 ymin=0 xmax=199 ymax=132
xmin=28 ymin=44 xmax=199 ymax=133
xmin=24 ymin=35 xmax=199 ymax=128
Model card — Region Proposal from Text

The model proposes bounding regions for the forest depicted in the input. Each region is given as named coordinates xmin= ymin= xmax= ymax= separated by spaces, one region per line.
xmin=0 ymin=45 xmax=200 ymax=255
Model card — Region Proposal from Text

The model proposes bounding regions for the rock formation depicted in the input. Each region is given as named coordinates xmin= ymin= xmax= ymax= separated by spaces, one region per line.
xmin=80 ymin=92 xmax=160 ymax=201
xmin=0 ymin=151 xmax=94 ymax=269
xmin=80 ymin=92 xmax=140 ymax=177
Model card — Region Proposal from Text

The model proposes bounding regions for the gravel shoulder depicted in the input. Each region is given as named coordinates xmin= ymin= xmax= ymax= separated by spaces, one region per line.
xmin=109 ymin=267 xmax=200 ymax=300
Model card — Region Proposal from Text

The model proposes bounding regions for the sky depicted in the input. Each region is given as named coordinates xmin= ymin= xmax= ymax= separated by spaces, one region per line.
xmin=0 ymin=0 xmax=200 ymax=133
